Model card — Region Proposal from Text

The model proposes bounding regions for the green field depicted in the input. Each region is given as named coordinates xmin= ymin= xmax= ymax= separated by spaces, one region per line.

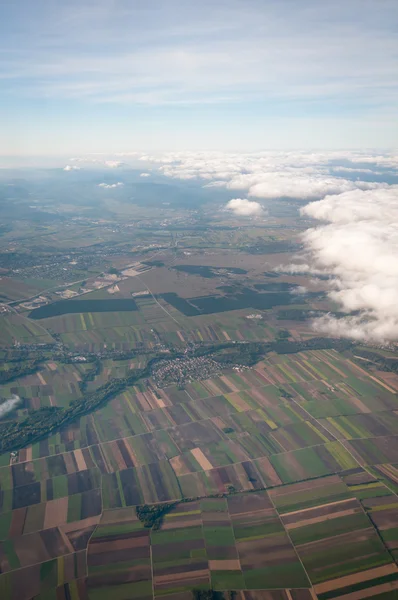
xmin=0 ymin=213 xmax=398 ymax=600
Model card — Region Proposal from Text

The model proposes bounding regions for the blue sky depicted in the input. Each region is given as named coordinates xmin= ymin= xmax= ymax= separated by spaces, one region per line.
xmin=1 ymin=0 xmax=398 ymax=156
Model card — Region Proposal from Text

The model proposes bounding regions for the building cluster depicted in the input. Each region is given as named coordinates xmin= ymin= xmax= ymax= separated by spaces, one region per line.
xmin=152 ymin=355 xmax=222 ymax=388
xmin=12 ymin=253 xmax=103 ymax=282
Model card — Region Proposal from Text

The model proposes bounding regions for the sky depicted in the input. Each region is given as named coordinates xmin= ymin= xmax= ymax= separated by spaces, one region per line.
xmin=1 ymin=0 xmax=398 ymax=156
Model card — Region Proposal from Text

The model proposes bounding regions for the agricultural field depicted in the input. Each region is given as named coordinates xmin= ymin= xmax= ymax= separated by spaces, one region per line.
xmin=0 ymin=313 xmax=54 ymax=346
xmin=2 ymin=482 xmax=396 ymax=599
xmin=0 ymin=360 xmax=90 ymax=410
xmin=0 ymin=342 xmax=398 ymax=598
xmin=86 ymin=491 xmax=311 ymax=600
xmin=270 ymin=475 xmax=398 ymax=598
xmin=1 ymin=197 xmax=398 ymax=599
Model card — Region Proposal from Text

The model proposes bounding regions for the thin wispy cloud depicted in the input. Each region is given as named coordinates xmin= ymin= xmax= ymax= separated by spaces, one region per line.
xmin=2 ymin=1 xmax=397 ymax=110
xmin=1 ymin=1 xmax=398 ymax=152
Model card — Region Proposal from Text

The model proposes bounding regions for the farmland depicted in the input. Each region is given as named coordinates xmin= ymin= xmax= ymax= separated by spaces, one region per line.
xmin=0 ymin=185 xmax=398 ymax=599
xmin=86 ymin=491 xmax=312 ymax=599
xmin=1 ymin=344 xmax=398 ymax=598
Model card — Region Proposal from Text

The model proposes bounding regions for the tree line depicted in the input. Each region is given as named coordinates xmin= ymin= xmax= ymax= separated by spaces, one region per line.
xmin=0 ymin=337 xmax=352 ymax=455
xmin=0 ymin=360 xmax=41 ymax=384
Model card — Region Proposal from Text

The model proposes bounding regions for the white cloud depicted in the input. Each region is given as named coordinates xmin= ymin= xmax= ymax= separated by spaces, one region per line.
xmin=301 ymin=188 xmax=398 ymax=223
xmin=63 ymin=165 xmax=81 ymax=171
xmin=70 ymin=157 xmax=124 ymax=168
xmin=140 ymin=172 xmax=150 ymax=177
xmin=289 ymin=186 xmax=398 ymax=342
xmin=0 ymin=394 xmax=21 ymax=418
xmin=104 ymin=160 xmax=123 ymax=168
xmin=225 ymin=198 xmax=263 ymax=216
xmin=144 ymin=150 xmax=394 ymax=202
xmin=246 ymin=173 xmax=382 ymax=200
xmin=98 ymin=182 xmax=124 ymax=188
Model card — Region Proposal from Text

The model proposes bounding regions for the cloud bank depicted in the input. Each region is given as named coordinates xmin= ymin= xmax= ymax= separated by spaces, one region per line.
xmin=143 ymin=150 xmax=394 ymax=202
xmin=98 ymin=182 xmax=124 ymax=189
xmin=225 ymin=198 xmax=263 ymax=216
xmin=139 ymin=149 xmax=398 ymax=342
xmin=292 ymin=186 xmax=398 ymax=342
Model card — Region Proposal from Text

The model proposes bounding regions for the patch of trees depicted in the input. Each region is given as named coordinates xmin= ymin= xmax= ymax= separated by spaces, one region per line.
xmin=213 ymin=350 xmax=260 ymax=367
xmin=112 ymin=350 xmax=143 ymax=361
xmin=278 ymin=387 xmax=293 ymax=399
xmin=59 ymin=354 xmax=103 ymax=391
xmin=277 ymin=329 xmax=290 ymax=340
xmin=78 ymin=357 xmax=102 ymax=393
xmin=242 ymin=241 xmax=301 ymax=255
xmin=0 ymin=406 xmax=63 ymax=453
xmin=277 ymin=309 xmax=347 ymax=321
xmin=0 ymin=360 xmax=40 ymax=384
xmin=193 ymin=591 xmax=225 ymax=600
xmin=353 ymin=348 xmax=398 ymax=375
xmin=271 ymin=337 xmax=352 ymax=355
xmin=142 ymin=260 xmax=165 ymax=267
xmin=136 ymin=502 xmax=178 ymax=530
xmin=0 ymin=345 xmax=58 ymax=364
